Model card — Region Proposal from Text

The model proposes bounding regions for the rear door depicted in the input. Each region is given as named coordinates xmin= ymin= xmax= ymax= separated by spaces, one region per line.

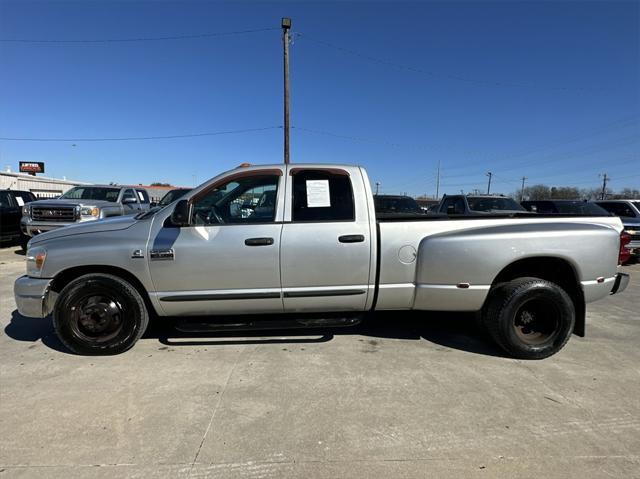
xmin=280 ymin=167 xmax=373 ymax=312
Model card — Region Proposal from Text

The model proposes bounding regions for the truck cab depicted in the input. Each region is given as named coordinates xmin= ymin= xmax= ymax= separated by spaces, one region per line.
xmin=150 ymin=164 xmax=374 ymax=315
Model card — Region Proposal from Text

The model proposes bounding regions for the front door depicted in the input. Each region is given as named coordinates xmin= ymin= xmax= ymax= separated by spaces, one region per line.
xmin=148 ymin=170 xmax=284 ymax=315
xmin=280 ymin=168 xmax=373 ymax=312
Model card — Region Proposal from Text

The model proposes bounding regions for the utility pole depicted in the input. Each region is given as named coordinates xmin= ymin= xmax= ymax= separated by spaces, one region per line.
xmin=520 ymin=176 xmax=527 ymax=201
xmin=282 ymin=17 xmax=291 ymax=165
xmin=486 ymin=171 xmax=493 ymax=194
xmin=375 ymin=182 xmax=380 ymax=195
xmin=435 ymin=160 xmax=441 ymax=199
xmin=600 ymin=173 xmax=609 ymax=200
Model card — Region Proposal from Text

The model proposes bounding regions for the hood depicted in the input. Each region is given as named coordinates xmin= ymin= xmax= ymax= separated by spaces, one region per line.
xmin=28 ymin=198 xmax=117 ymax=208
xmin=29 ymin=215 xmax=137 ymax=245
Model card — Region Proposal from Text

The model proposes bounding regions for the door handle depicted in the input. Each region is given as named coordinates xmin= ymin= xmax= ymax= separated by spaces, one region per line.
xmin=338 ymin=234 xmax=365 ymax=243
xmin=245 ymin=237 xmax=275 ymax=246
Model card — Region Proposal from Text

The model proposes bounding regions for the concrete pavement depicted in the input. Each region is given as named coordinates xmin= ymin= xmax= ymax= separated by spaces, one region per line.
xmin=1 ymin=246 xmax=639 ymax=478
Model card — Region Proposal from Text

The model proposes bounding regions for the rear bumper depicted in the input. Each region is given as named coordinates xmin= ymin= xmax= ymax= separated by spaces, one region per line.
xmin=14 ymin=275 xmax=54 ymax=318
xmin=610 ymin=273 xmax=630 ymax=295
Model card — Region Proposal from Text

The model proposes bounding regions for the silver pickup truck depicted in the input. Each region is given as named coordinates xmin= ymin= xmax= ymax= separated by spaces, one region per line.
xmin=21 ymin=185 xmax=151 ymax=238
xmin=14 ymin=163 xmax=630 ymax=359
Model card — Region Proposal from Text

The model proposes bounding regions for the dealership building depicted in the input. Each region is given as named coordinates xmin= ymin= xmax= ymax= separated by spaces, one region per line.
xmin=2 ymin=165 xmax=182 ymax=203
xmin=0 ymin=169 xmax=89 ymax=199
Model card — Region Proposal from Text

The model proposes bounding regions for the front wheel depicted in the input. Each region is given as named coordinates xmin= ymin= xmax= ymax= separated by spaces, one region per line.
xmin=53 ymin=273 xmax=149 ymax=355
xmin=19 ymin=235 xmax=29 ymax=252
xmin=483 ymin=277 xmax=575 ymax=359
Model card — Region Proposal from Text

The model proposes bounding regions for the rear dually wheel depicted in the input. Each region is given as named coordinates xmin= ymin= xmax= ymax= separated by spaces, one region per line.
xmin=483 ymin=277 xmax=575 ymax=359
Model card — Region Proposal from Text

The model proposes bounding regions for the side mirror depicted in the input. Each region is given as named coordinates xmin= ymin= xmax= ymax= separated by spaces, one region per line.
xmin=447 ymin=205 xmax=456 ymax=215
xmin=123 ymin=197 xmax=137 ymax=204
xmin=171 ymin=200 xmax=190 ymax=226
xmin=150 ymin=202 xmax=158 ymax=208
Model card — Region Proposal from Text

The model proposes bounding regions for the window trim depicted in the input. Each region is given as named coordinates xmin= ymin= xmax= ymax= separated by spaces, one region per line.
xmin=186 ymin=172 xmax=283 ymax=227
xmin=189 ymin=169 xmax=283 ymax=205
xmin=289 ymin=169 xmax=356 ymax=223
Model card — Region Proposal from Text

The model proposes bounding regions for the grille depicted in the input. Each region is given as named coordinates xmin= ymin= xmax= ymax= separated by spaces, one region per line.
xmin=629 ymin=233 xmax=640 ymax=242
xmin=31 ymin=206 xmax=77 ymax=222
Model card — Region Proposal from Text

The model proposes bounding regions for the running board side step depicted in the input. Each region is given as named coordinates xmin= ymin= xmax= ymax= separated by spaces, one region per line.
xmin=174 ymin=315 xmax=363 ymax=333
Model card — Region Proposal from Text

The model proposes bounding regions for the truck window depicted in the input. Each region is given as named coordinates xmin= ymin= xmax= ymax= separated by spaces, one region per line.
xmin=61 ymin=187 xmax=120 ymax=202
xmin=0 ymin=191 xmax=11 ymax=207
xmin=598 ymin=202 xmax=636 ymax=218
xmin=192 ymin=175 xmax=279 ymax=225
xmin=122 ymin=189 xmax=138 ymax=203
xmin=440 ymin=197 xmax=465 ymax=214
xmin=136 ymin=189 xmax=150 ymax=204
xmin=14 ymin=191 xmax=36 ymax=204
xmin=291 ymin=170 xmax=354 ymax=222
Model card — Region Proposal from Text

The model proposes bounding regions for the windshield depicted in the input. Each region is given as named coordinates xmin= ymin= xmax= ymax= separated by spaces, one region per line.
xmin=467 ymin=197 xmax=525 ymax=212
xmin=60 ymin=187 xmax=120 ymax=202
xmin=159 ymin=189 xmax=190 ymax=206
xmin=555 ymin=202 xmax=609 ymax=215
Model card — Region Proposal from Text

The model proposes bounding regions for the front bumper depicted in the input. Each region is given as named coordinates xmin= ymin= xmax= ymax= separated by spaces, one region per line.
xmin=610 ymin=273 xmax=630 ymax=295
xmin=21 ymin=220 xmax=73 ymax=237
xmin=14 ymin=275 xmax=54 ymax=318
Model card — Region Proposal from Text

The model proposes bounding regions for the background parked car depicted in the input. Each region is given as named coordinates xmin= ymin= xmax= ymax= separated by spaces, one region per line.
xmin=374 ymin=195 xmax=425 ymax=216
xmin=21 ymin=185 xmax=151 ymax=238
xmin=438 ymin=194 xmax=527 ymax=215
xmin=152 ymin=187 xmax=191 ymax=208
xmin=0 ymin=189 xmax=36 ymax=250
xmin=521 ymin=200 xmax=610 ymax=215
xmin=596 ymin=200 xmax=640 ymax=258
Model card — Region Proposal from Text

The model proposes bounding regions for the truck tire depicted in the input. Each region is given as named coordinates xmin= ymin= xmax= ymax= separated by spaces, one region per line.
xmin=53 ymin=273 xmax=149 ymax=355
xmin=20 ymin=235 xmax=29 ymax=252
xmin=483 ymin=277 xmax=575 ymax=360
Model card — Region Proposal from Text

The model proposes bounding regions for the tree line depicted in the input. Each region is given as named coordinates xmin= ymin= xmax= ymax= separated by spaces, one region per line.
xmin=513 ymin=185 xmax=639 ymax=201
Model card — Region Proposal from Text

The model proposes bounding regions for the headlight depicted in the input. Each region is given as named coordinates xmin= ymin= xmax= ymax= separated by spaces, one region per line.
xmin=26 ymin=246 xmax=47 ymax=277
xmin=80 ymin=206 xmax=100 ymax=217
xmin=22 ymin=205 xmax=30 ymax=216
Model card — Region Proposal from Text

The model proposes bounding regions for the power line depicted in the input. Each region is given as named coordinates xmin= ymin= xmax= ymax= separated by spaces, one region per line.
xmin=0 ymin=126 xmax=282 ymax=142
xmin=0 ymin=27 xmax=279 ymax=44
xmin=298 ymin=33 xmax=605 ymax=92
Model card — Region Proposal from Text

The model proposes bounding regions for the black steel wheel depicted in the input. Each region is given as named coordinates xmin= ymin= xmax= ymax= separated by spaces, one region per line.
xmin=53 ymin=273 xmax=149 ymax=355
xmin=483 ymin=277 xmax=575 ymax=359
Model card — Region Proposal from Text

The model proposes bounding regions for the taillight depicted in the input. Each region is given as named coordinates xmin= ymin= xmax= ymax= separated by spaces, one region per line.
xmin=619 ymin=231 xmax=631 ymax=265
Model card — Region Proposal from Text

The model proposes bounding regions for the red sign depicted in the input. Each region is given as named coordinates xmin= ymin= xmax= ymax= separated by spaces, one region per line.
xmin=19 ymin=162 xmax=45 ymax=174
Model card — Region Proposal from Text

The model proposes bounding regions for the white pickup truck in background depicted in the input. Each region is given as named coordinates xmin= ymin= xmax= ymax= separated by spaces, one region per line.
xmin=15 ymin=163 xmax=630 ymax=358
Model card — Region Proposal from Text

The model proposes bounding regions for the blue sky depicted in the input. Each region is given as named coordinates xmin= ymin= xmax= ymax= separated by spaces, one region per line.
xmin=1 ymin=0 xmax=638 ymax=196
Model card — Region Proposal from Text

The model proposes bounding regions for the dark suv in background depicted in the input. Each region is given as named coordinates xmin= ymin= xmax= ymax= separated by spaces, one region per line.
xmin=521 ymin=200 xmax=610 ymax=216
xmin=438 ymin=194 xmax=527 ymax=215
xmin=0 ymin=189 xmax=36 ymax=249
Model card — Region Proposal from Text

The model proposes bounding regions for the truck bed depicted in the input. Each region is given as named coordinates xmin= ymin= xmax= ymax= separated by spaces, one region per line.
xmin=374 ymin=215 xmax=622 ymax=312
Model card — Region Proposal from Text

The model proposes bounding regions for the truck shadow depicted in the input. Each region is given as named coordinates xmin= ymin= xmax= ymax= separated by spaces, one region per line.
xmin=150 ymin=310 xmax=506 ymax=357
xmin=4 ymin=310 xmax=68 ymax=353
xmin=5 ymin=309 xmax=506 ymax=358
